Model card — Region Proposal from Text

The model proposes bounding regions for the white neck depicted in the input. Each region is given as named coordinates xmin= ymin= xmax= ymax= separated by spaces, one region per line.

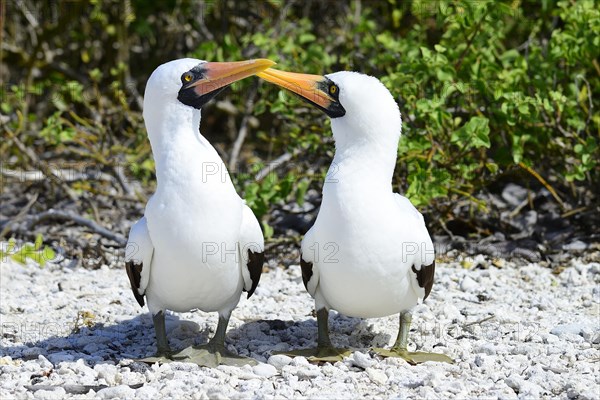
xmin=143 ymin=100 xmax=225 ymax=189
xmin=326 ymin=119 xmax=400 ymax=192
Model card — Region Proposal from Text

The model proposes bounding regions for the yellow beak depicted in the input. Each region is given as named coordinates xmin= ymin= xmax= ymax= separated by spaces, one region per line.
xmin=257 ymin=68 xmax=346 ymax=118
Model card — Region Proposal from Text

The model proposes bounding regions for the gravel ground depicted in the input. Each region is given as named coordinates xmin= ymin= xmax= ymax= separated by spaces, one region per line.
xmin=1 ymin=253 xmax=599 ymax=399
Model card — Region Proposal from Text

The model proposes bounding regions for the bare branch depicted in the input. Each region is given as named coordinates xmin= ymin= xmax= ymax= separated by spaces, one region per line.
xmin=3 ymin=128 xmax=79 ymax=202
xmin=24 ymin=210 xmax=127 ymax=246
xmin=0 ymin=192 xmax=38 ymax=240
xmin=228 ymin=82 xmax=258 ymax=170
xmin=255 ymin=152 xmax=293 ymax=181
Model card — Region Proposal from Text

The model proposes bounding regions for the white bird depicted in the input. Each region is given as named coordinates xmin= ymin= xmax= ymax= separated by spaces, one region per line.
xmin=125 ymin=58 xmax=274 ymax=367
xmin=257 ymin=68 xmax=453 ymax=364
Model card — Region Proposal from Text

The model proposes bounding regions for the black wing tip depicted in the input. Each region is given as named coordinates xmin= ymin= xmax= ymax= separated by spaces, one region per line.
xmin=412 ymin=261 xmax=435 ymax=300
xmin=300 ymin=257 xmax=314 ymax=291
xmin=125 ymin=261 xmax=145 ymax=307
xmin=245 ymin=249 xmax=265 ymax=299
xmin=134 ymin=295 xmax=145 ymax=307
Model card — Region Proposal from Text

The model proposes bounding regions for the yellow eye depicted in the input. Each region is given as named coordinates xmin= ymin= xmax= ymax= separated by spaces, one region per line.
xmin=329 ymin=84 xmax=338 ymax=95
xmin=183 ymin=73 xmax=193 ymax=82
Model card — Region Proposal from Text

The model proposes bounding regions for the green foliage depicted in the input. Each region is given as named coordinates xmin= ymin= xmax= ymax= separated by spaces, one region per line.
xmin=0 ymin=235 xmax=56 ymax=267
xmin=3 ymin=0 xmax=598 ymax=236
xmin=451 ymin=117 xmax=491 ymax=150
xmin=236 ymin=0 xmax=599 ymax=210
xmin=40 ymin=112 xmax=77 ymax=144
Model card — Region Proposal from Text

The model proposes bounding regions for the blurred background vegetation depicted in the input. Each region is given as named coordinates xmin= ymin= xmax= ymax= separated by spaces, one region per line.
xmin=1 ymin=0 xmax=598 ymax=262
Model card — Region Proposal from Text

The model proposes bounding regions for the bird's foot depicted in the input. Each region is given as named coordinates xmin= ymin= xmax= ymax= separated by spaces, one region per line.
xmin=172 ymin=343 xmax=257 ymax=368
xmin=372 ymin=347 xmax=454 ymax=365
xmin=136 ymin=350 xmax=174 ymax=364
xmin=275 ymin=345 xmax=351 ymax=363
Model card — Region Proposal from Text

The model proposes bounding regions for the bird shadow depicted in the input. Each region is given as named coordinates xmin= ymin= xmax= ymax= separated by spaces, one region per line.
xmin=228 ymin=312 xmax=393 ymax=362
xmin=1 ymin=311 xmax=392 ymax=372
xmin=2 ymin=314 xmax=151 ymax=367
xmin=0 ymin=312 xmax=214 ymax=393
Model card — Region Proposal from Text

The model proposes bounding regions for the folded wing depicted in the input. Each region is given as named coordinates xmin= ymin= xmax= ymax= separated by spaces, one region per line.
xmin=238 ymin=204 xmax=265 ymax=298
xmin=125 ymin=216 xmax=154 ymax=307
xmin=395 ymin=194 xmax=436 ymax=301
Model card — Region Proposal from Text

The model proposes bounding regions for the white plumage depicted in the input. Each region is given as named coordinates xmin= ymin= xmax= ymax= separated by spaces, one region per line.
xmin=300 ymin=71 xmax=434 ymax=318
xmin=124 ymin=58 xmax=270 ymax=366
xmin=127 ymin=58 xmax=263 ymax=314
xmin=256 ymin=68 xmax=452 ymax=363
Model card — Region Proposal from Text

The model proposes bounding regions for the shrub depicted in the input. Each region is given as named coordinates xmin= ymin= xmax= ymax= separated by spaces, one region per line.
xmin=2 ymin=0 xmax=597 ymax=241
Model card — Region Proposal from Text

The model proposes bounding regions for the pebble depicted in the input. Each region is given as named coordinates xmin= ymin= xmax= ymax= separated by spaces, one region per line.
xmin=253 ymin=363 xmax=277 ymax=378
xmin=83 ymin=343 xmax=100 ymax=354
xmin=132 ymin=384 xmax=158 ymax=399
xmin=542 ymin=333 xmax=559 ymax=344
xmin=366 ymin=367 xmax=387 ymax=384
xmin=474 ymin=343 xmax=497 ymax=355
xmin=47 ymin=352 xmax=75 ymax=364
xmin=563 ymin=240 xmax=588 ymax=251
xmin=320 ymin=363 xmax=339 ymax=377
xmin=460 ymin=276 xmax=479 ymax=292
xmin=290 ymin=356 xmax=309 ymax=367
xmin=473 ymin=354 xmax=486 ymax=368
xmin=502 ymin=183 xmax=528 ymax=206
xmin=267 ymin=354 xmax=292 ymax=370
xmin=71 ymin=359 xmax=94 ymax=376
xmin=33 ymin=388 xmax=67 ymax=400
xmin=22 ymin=347 xmax=46 ymax=359
xmin=296 ymin=366 xmax=322 ymax=379
xmin=37 ymin=355 xmax=53 ymax=369
xmin=505 ymin=376 xmax=542 ymax=398
xmin=1 ymin=255 xmax=598 ymax=399
xmin=96 ymin=385 xmax=136 ymax=399
xmin=351 ymin=351 xmax=375 ymax=369
xmin=550 ymin=323 xmax=589 ymax=337
xmin=0 ymin=356 xmax=13 ymax=366
xmin=94 ymin=364 xmax=120 ymax=386
xmin=584 ymin=331 xmax=600 ymax=344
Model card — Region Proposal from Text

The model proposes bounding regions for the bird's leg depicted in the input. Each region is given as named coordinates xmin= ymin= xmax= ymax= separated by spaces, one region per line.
xmin=275 ymin=308 xmax=351 ymax=363
xmin=313 ymin=307 xmax=353 ymax=361
xmin=172 ymin=312 xmax=257 ymax=367
xmin=137 ymin=311 xmax=174 ymax=364
xmin=154 ymin=311 xmax=172 ymax=355
xmin=316 ymin=307 xmax=332 ymax=347
xmin=372 ymin=311 xmax=454 ymax=364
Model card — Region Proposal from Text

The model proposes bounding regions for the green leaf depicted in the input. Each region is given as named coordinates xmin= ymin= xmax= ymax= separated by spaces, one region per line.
xmin=295 ymin=179 xmax=310 ymax=206
xmin=485 ymin=163 xmax=499 ymax=174
xmin=420 ymin=47 xmax=432 ymax=59
xmin=451 ymin=116 xmax=491 ymax=149
xmin=299 ymin=33 xmax=316 ymax=43
xmin=262 ymin=221 xmax=274 ymax=240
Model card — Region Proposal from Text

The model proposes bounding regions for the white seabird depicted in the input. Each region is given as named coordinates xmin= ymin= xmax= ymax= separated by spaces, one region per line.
xmin=257 ymin=68 xmax=454 ymax=364
xmin=125 ymin=58 xmax=274 ymax=367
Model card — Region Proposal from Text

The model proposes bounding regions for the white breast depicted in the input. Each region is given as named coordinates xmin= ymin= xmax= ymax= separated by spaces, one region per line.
xmin=144 ymin=126 xmax=245 ymax=314
xmin=303 ymin=159 xmax=434 ymax=318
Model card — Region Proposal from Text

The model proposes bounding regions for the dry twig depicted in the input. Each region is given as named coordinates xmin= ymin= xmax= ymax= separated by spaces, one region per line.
xmin=228 ymin=83 xmax=259 ymax=170
xmin=24 ymin=210 xmax=127 ymax=245
xmin=518 ymin=162 xmax=565 ymax=210
xmin=0 ymin=192 xmax=39 ymax=240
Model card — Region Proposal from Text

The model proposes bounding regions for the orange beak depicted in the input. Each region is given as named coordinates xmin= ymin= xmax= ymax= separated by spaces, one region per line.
xmin=184 ymin=59 xmax=276 ymax=95
xmin=257 ymin=68 xmax=346 ymax=118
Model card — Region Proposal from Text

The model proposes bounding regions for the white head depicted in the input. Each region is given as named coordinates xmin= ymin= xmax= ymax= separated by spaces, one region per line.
xmin=326 ymin=71 xmax=401 ymax=150
xmin=257 ymin=69 xmax=402 ymax=152
xmin=142 ymin=58 xmax=203 ymax=129
xmin=142 ymin=57 xmax=276 ymax=142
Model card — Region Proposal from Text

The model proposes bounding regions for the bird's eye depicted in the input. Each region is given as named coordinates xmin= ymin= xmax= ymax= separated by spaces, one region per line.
xmin=183 ymin=73 xmax=193 ymax=83
xmin=329 ymin=84 xmax=338 ymax=95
